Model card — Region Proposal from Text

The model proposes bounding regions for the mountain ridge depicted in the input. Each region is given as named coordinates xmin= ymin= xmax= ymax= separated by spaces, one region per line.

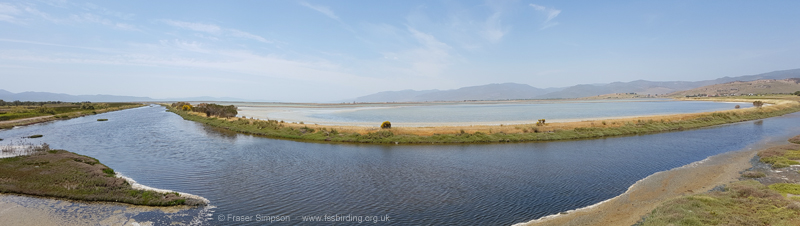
xmin=354 ymin=68 xmax=800 ymax=102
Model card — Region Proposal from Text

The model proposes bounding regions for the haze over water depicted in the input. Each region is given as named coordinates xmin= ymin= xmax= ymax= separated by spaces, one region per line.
xmin=237 ymin=99 xmax=746 ymax=126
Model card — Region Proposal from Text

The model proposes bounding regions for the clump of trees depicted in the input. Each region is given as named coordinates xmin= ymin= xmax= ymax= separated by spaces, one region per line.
xmin=172 ymin=102 xmax=238 ymax=118
xmin=794 ymin=91 xmax=800 ymax=96
xmin=381 ymin=121 xmax=391 ymax=129
xmin=753 ymin=101 xmax=764 ymax=108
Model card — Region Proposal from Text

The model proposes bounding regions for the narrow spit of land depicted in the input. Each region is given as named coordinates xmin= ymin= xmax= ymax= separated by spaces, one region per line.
xmin=0 ymin=146 xmax=204 ymax=206
xmin=165 ymin=96 xmax=800 ymax=144
xmin=0 ymin=102 xmax=145 ymax=129
xmin=513 ymin=134 xmax=800 ymax=226
xmin=636 ymin=135 xmax=800 ymax=226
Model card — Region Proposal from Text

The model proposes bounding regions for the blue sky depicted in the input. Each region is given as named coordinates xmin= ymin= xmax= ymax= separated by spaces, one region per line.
xmin=1 ymin=0 xmax=799 ymax=102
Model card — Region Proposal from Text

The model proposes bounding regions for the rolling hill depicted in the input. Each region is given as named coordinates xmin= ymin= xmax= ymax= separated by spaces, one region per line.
xmin=667 ymin=78 xmax=800 ymax=97
xmin=353 ymin=68 xmax=800 ymax=102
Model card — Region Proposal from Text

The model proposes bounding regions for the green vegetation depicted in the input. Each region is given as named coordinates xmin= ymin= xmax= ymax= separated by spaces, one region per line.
xmin=171 ymin=102 xmax=237 ymax=118
xmin=768 ymin=183 xmax=800 ymax=196
xmin=0 ymin=147 xmax=187 ymax=206
xmin=758 ymin=149 xmax=800 ymax=169
xmin=97 ymin=118 xmax=108 ymax=121
xmin=639 ymin=180 xmax=800 ymax=226
xmin=166 ymin=100 xmax=800 ymax=144
xmin=26 ymin=134 xmax=43 ymax=138
xmin=0 ymin=101 xmax=143 ymax=129
xmin=381 ymin=121 xmax=391 ymax=129
xmin=742 ymin=171 xmax=766 ymax=178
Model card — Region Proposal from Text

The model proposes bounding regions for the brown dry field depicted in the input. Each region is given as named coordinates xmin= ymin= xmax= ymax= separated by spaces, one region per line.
xmin=201 ymin=97 xmax=800 ymax=136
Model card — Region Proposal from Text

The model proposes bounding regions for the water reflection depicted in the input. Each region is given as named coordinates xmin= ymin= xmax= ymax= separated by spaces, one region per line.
xmin=0 ymin=106 xmax=799 ymax=225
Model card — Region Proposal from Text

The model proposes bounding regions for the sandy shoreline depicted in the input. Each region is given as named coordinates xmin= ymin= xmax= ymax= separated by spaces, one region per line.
xmin=512 ymin=135 xmax=787 ymax=226
xmin=235 ymin=98 xmax=757 ymax=127
xmin=228 ymin=98 xmax=800 ymax=137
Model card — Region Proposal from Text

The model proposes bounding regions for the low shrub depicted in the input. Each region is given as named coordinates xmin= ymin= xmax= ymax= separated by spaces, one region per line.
xmin=741 ymin=171 xmax=765 ymax=178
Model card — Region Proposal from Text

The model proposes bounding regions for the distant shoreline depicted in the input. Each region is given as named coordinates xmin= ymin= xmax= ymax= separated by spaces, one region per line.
xmin=0 ymin=103 xmax=145 ymax=129
xmin=165 ymin=96 xmax=800 ymax=144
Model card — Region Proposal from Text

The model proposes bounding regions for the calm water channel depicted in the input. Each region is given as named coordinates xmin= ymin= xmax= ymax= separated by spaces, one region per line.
xmin=1 ymin=105 xmax=799 ymax=225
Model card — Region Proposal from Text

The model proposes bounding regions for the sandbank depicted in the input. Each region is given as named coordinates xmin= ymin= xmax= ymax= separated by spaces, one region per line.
xmin=512 ymin=134 xmax=797 ymax=226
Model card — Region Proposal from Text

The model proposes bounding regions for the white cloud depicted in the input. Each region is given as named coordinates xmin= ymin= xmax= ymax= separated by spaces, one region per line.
xmin=69 ymin=13 xmax=138 ymax=31
xmin=0 ymin=3 xmax=20 ymax=23
xmin=83 ymin=3 xmax=135 ymax=20
xmin=396 ymin=28 xmax=453 ymax=78
xmin=22 ymin=5 xmax=61 ymax=23
xmin=530 ymin=4 xmax=561 ymax=29
xmin=0 ymin=39 xmax=378 ymax=88
xmin=299 ymin=1 xmax=339 ymax=20
xmin=298 ymin=1 xmax=355 ymax=33
xmin=162 ymin=20 xmax=271 ymax=43
xmin=162 ymin=20 xmax=221 ymax=34
xmin=482 ymin=11 xmax=507 ymax=43
xmin=228 ymin=29 xmax=272 ymax=43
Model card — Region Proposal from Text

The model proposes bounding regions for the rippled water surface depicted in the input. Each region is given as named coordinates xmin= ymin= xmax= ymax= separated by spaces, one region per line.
xmin=1 ymin=105 xmax=799 ymax=225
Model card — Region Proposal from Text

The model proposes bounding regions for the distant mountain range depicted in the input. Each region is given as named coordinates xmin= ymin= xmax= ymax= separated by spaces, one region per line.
xmin=4 ymin=68 xmax=800 ymax=103
xmin=667 ymin=78 xmax=800 ymax=97
xmin=0 ymin=90 xmax=255 ymax=102
xmin=353 ymin=68 xmax=800 ymax=102
xmin=354 ymin=84 xmax=564 ymax=102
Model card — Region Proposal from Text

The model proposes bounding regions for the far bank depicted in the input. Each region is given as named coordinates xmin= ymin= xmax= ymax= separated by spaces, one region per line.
xmin=164 ymin=96 xmax=800 ymax=144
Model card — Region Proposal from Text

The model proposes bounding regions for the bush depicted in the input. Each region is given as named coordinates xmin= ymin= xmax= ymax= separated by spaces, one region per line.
xmin=381 ymin=121 xmax=391 ymax=129
xmin=753 ymin=101 xmax=764 ymax=108
xmin=188 ymin=103 xmax=238 ymax=118
xmin=80 ymin=103 xmax=95 ymax=110
xmin=741 ymin=171 xmax=765 ymax=178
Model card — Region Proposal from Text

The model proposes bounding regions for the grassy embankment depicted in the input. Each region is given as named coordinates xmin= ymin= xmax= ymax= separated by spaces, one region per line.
xmin=638 ymin=136 xmax=800 ymax=226
xmin=165 ymin=96 xmax=800 ymax=144
xmin=0 ymin=102 xmax=144 ymax=129
xmin=0 ymin=145 xmax=187 ymax=206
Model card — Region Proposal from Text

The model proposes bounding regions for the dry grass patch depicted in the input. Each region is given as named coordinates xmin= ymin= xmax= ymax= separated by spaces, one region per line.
xmin=639 ymin=180 xmax=800 ymax=226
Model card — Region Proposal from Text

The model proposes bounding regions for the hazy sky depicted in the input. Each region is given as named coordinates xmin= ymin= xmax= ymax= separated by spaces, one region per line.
xmin=1 ymin=1 xmax=799 ymax=102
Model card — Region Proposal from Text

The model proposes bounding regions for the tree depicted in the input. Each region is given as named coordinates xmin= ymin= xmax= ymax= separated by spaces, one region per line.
xmin=381 ymin=121 xmax=391 ymax=129
xmin=794 ymin=91 xmax=800 ymax=96
xmin=753 ymin=101 xmax=764 ymax=108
